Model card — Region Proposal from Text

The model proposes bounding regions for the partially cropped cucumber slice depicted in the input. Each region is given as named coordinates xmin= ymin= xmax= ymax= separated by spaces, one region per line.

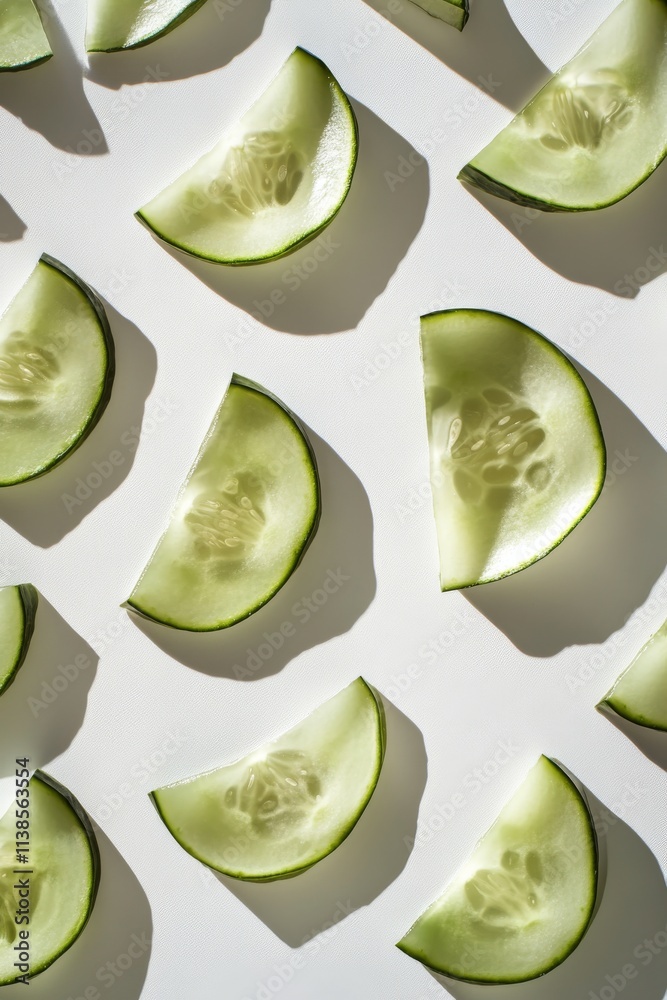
xmin=0 ymin=255 xmax=115 ymax=486
xmin=126 ymin=375 xmax=320 ymax=631
xmin=0 ymin=0 xmax=52 ymax=71
xmin=151 ymin=678 xmax=385 ymax=881
xmin=599 ymin=619 xmax=667 ymax=731
xmin=409 ymin=0 xmax=468 ymax=29
xmin=0 ymin=584 xmax=37 ymax=696
xmin=459 ymin=0 xmax=667 ymax=211
xmin=136 ymin=48 xmax=358 ymax=265
xmin=86 ymin=0 xmax=207 ymax=52
xmin=421 ymin=310 xmax=605 ymax=591
xmin=398 ymin=756 xmax=598 ymax=983
xmin=0 ymin=770 xmax=100 ymax=985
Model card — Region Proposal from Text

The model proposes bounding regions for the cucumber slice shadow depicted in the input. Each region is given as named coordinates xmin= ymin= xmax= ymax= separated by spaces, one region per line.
xmin=210 ymin=698 xmax=427 ymax=945
xmin=18 ymin=824 xmax=152 ymax=998
xmin=151 ymin=101 xmax=429 ymax=334
xmin=425 ymin=786 xmax=667 ymax=998
xmin=0 ymin=196 xmax=26 ymax=242
xmin=597 ymin=703 xmax=667 ymax=772
xmin=0 ymin=0 xmax=106 ymax=154
xmin=464 ymin=364 xmax=667 ymax=656
xmin=464 ymin=156 xmax=667 ymax=295
xmin=0 ymin=595 xmax=98 ymax=779
xmin=0 ymin=303 xmax=156 ymax=547
xmin=360 ymin=0 xmax=548 ymax=113
xmin=128 ymin=428 xmax=376 ymax=677
xmin=85 ymin=0 xmax=270 ymax=85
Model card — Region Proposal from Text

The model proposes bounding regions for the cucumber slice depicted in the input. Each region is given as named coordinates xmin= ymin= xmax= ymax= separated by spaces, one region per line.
xmin=0 ymin=584 xmax=37 ymax=696
xmin=397 ymin=756 xmax=598 ymax=983
xmin=459 ymin=0 xmax=667 ymax=211
xmin=420 ymin=310 xmax=605 ymax=591
xmin=0 ymin=770 xmax=100 ymax=985
xmin=599 ymin=618 xmax=667 ymax=731
xmin=136 ymin=48 xmax=358 ymax=265
xmin=151 ymin=678 xmax=385 ymax=881
xmin=409 ymin=0 xmax=468 ymax=30
xmin=126 ymin=374 xmax=320 ymax=631
xmin=0 ymin=0 xmax=52 ymax=71
xmin=86 ymin=0 xmax=207 ymax=52
xmin=0 ymin=255 xmax=115 ymax=486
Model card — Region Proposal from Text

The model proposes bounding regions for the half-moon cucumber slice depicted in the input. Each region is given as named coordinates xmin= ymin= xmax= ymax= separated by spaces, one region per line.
xmin=421 ymin=310 xmax=606 ymax=591
xmin=397 ymin=756 xmax=598 ymax=983
xmin=126 ymin=375 xmax=320 ymax=631
xmin=409 ymin=0 xmax=468 ymax=30
xmin=0 ymin=0 xmax=52 ymax=71
xmin=0 ymin=770 xmax=100 ymax=985
xmin=459 ymin=0 xmax=667 ymax=211
xmin=86 ymin=0 xmax=207 ymax=52
xmin=599 ymin=618 xmax=667 ymax=731
xmin=136 ymin=48 xmax=358 ymax=265
xmin=0 ymin=254 xmax=115 ymax=486
xmin=151 ymin=678 xmax=385 ymax=881
xmin=0 ymin=584 xmax=37 ymax=696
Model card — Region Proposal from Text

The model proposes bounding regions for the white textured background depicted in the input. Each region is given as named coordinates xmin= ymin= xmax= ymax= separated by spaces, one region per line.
xmin=0 ymin=0 xmax=666 ymax=997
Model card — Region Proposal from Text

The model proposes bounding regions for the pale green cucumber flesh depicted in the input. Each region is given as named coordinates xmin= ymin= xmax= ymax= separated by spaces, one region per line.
xmin=0 ymin=0 xmax=51 ymax=70
xmin=398 ymin=756 xmax=598 ymax=983
xmin=137 ymin=48 xmax=358 ymax=265
xmin=0 ymin=584 xmax=37 ymax=696
xmin=0 ymin=255 xmax=115 ymax=486
xmin=151 ymin=678 xmax=385 ymax=880
xmin=421 ymin=309 xmax=606 ymax=591
xmin=601 ymin=618 xmax=667 ymax=731
xmin=86 ymin=0 xmax=207 ymax=52
xmin=0 ymin=770 xmax=100 ymax=985
xmin=408 ymin=0 xmax=468 ymax=30
xmin=460 ymin=0 xmax=667 ymax=211
xmin=127 ymin=375 xmax=320 ymax=631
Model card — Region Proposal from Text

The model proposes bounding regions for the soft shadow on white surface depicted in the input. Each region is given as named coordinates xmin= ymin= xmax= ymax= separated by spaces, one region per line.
xmin=0 ymin=198 xmax=26 ymax=241
xmin=427 ymin=793 xmax=667 ymax=1000
xmin=0 ymin=0 xmax=107 ymax=154
xmin=218 ymin=699 xmax=427 ymax=945
xmin=364 ymin=0 xmax=549 ymax=113
xmin=130 ymin=430 xmax=376 ymax=678
xmin=149 ymin=101 xmax=430 ymax=334
xmin=463 ymin=157 xmax=667 ymax=296
xmin=86 ymin=0 xmax=270 ymax=88
xmin=0 ymin=596 xmax=98 ymax=779
xmin=466 ymin=367 xmax=667 ymax=656
xmin=0 ymin=304 xmax=157 ymax=547
xmin=598 ymin=706 xmax=667 ymax=772
xmin=1 ymin=826 xmax=152 ymax=1000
